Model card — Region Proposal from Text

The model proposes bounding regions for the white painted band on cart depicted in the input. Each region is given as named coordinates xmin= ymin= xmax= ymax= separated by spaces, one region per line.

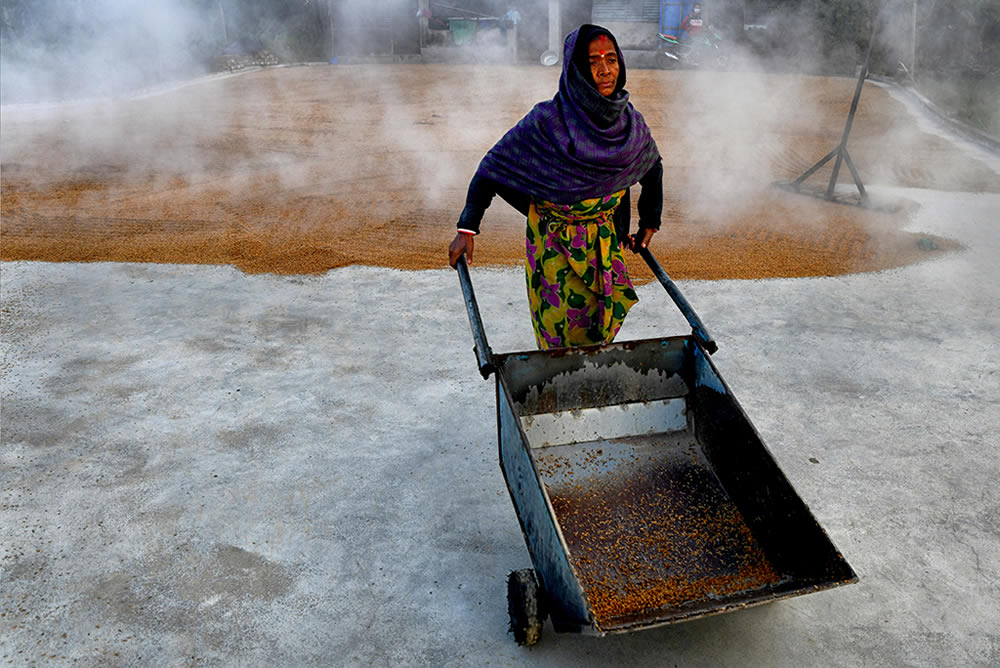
xmin=520 ymin=398 xmax=688 ymax=448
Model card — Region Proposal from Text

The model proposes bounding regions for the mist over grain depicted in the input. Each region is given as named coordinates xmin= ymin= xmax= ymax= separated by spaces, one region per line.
xmin=1 ymin=0 xmax=997 ymax=277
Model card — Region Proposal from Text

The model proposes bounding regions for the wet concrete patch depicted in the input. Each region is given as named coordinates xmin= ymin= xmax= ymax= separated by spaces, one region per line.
xmin=216 ymin=423 xmax=284 ymax=451
xmin=88 ymin=544 xmax=294 ymax=627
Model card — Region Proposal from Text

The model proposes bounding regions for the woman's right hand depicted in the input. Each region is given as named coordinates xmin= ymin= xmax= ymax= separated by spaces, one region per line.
xmin=449 ymin=232 xmax=475 ymax=268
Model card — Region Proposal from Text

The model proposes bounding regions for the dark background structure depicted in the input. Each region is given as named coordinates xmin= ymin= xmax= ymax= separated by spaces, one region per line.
xmin=1 ymin=1 xmax=997 ymax=135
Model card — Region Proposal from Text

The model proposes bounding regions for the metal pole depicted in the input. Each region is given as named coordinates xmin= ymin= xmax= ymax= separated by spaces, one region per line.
xmin=455 ymin=256 xmax=495 ymax=379
xmin=841 ymin=149 xmax=869 ymax=203
xmin=548 ymin=0 xmax=561 ymax=60
xmin=418 ymin=0 xmax=429 ymax=49
xmin=218 ymin=0 xmax=228 ymax=43
xmin=793 ymin=147 xmax=839 ymax=186
xmin=326 ymin=0 xmax=336 ymax=61
xmin=825 ymin=10 xmax=879 ymax=200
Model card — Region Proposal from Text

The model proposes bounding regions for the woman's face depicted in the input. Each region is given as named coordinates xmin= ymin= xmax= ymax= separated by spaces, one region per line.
xmin=587 ymin=34 xmax=619 ymax=97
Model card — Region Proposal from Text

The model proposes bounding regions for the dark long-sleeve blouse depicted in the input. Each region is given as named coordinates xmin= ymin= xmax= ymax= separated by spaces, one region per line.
xmin=456 ymin=158 xmax=664 ymax=244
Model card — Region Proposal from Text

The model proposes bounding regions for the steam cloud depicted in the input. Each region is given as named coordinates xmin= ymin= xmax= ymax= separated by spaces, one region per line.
xmin=1 ymin=0 xmax=996 ymax=247
xmin=0 ymin=0 xmax=220 ymax=104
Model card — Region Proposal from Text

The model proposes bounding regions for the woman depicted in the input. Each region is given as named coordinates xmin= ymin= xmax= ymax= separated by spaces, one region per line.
xmin=448 ymin=24 xmax=663 ymax=350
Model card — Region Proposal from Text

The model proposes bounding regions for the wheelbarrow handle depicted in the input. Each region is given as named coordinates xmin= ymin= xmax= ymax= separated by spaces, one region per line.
xmin=638 ymin=247 xmax=718 ymax=355
xmin=455 ymin=254 xmax=496 ymax=379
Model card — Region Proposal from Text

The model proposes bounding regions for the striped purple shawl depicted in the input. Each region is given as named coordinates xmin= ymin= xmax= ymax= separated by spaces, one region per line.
xmin=474 ymin=25 xmax=660 ymax=205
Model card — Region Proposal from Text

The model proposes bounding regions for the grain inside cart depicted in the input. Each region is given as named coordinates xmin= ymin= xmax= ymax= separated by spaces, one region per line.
xmin=456 ymin=252 xmax=856 ymax=645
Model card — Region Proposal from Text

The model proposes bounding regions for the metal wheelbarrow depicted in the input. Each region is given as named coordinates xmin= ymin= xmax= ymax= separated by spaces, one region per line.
xmin=455 ymin=250 xmax=856 ymax=645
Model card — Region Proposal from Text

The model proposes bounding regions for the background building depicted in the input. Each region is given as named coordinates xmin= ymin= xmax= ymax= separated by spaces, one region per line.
xmin=327 ymin=0 xmax=744 ymax=65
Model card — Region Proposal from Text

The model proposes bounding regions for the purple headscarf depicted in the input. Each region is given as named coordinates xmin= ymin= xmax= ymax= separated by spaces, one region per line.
xmin=473 ymin=24 xmax=660 ymax=205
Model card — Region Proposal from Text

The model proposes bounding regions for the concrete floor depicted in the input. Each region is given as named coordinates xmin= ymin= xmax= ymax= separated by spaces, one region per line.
xmin=2 ymin=98 xmax=999 ymax=665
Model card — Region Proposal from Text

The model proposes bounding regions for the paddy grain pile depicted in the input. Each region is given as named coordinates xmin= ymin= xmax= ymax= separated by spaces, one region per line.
xmin=537 ymin=440 xmax=782 ymax=627
xmin=2 ymin=65 xmax=995 ymax=279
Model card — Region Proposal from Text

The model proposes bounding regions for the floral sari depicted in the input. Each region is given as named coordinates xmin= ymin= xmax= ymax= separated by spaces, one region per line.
xmin=525 ymin=190 xmax=638 ymax=349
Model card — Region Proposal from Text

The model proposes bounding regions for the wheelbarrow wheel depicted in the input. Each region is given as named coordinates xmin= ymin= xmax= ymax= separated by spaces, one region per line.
xmin=507 ymin=569 xmax=546 ymax=646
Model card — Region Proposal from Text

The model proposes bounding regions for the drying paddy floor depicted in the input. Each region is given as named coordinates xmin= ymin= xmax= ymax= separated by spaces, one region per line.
xmin=3 ymin=65 xmax=997 ymax=278
xmin=2 ymin=66 xmax=998 ymax=665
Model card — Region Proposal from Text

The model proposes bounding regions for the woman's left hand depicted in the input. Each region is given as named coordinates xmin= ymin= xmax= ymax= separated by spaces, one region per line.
xmin=629 ymin=227 xmax=656 ymax=252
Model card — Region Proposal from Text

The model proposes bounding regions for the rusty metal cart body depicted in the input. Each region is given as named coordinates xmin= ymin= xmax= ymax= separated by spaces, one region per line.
xmin=455 ymin=252 xmax=856 ymax=644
